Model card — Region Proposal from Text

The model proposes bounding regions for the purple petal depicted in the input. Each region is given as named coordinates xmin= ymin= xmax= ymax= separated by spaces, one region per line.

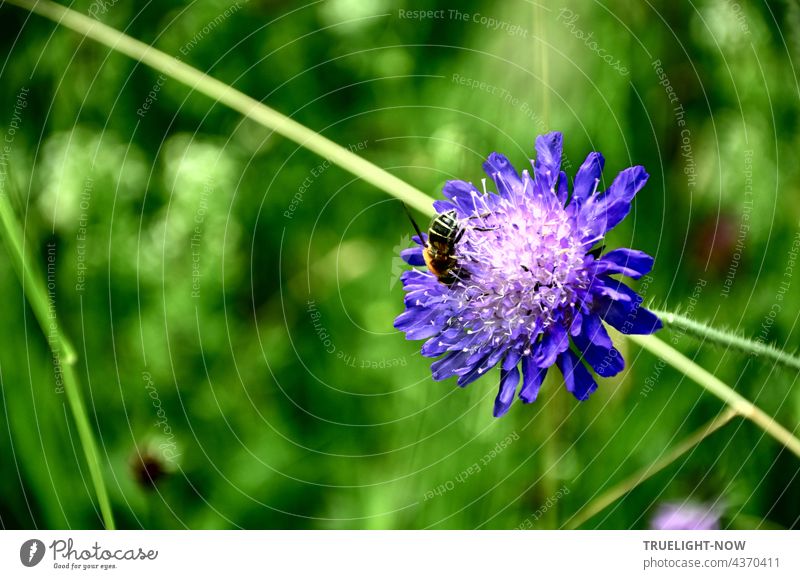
xmin=442 ymin=179 xmax=478 ymax=203
xmin=593 ymin=248 xmax=654 ymax=279
xmin=581 ymin=166 xmax=649 ymax=238
xmin=431 ymin=350 xmax=472 ymax=381
xmin=556 ymin=350 xmax=598 ymax=401
xmin=440 ymin=181 xmax=484 ymax=219
xmin=596 ymin=281 xmax=663 ymax=335
xmin=455 ymin=344 xmax=503 ymax=387
xmin=581 ymin=314 xmax=613 ymax=349
xmin=400 ymin=268 xmax=435 ymax=289
xmin=422 ymin=327 xmax=472 ymax=357
xmin=421 ymin=338 xmax=449 ymax=358
xmin=502 ymin=349 xmax=522 ymax=371
xmin=583 ymin=199 xmax=632 ymax=240
xmin=604 ymin=165 xmax=649 ymax=204
xmin=457 ymin=361 xmax=489 ymax=387
xmin=403 ymin=287 xmax=437 ymax=308
xmin=519 ymin=355 xmax=547 ymax=403
xmin=600 ymin=301 xmax=663 ymax=335
xmin=533 ymin=132 xmax=563 ymax=191
xmin=570 ymin=312 xmax=583 ymax=336
xmin=400 ymin=246 xmax=425 ymax=266
xmin=572 ymin=152 xmax=605 ymax=202
xmin=483 ymin=152 xmax=522 ymax=198
xmin=573 ymin=331 xmax=624 ymax=377
xmin=441 ymin=180 xmax=494 ymax=217
xmin=395 ymin=306 xmax=447 ymax=338
xmin=494 ymin=365 xmax=521 ymax=417
xmin=458 ymin=343 xmax=508 ymax=376
xmin=651 ymin=502 xmax=721 ymax=531
xmin=555 ymin=170 xmax=569 ymax=204
xmin=405 ymin=318 xmax=446 ymax=340
xmin=472 ymin=345 xmax=508 ymax=374
xmin=394 ymin=307 xmax=431 ymax=331
xmin=533 ymin=324 xmax=569 ymax=368
xmin=588 ymin=275 xmax=634 ymax=303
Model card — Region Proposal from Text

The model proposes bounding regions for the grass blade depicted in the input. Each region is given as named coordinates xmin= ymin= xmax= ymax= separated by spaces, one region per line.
xmin=0 ymin=187 xmax=115 ymax=529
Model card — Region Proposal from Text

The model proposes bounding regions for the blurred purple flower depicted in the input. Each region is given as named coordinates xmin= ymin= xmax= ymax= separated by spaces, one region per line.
xmin=395 ymin=131 xmax=661 ymax=417
xmin=651 ymin=501 xmax=721 ymax=530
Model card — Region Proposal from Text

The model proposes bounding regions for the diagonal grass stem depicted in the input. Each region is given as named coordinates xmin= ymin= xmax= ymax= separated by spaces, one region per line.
xmin=629 ymin=333 xmax=800 ymax=458
xmin=564 ymin=408 xmax=737 ymax=529
xmin=5 ymin=0 xmax=434 ymax=216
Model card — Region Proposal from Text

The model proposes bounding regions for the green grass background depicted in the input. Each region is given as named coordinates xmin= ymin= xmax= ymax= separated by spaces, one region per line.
xmin=0 ymin=0 xmax=799 ymax=529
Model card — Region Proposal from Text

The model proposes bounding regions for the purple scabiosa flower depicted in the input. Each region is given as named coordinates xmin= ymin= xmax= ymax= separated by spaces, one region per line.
xmin=651 ymin=501 xmax=721 ymax=530
xmin=395 ymin=132 xmax=662 ymax=417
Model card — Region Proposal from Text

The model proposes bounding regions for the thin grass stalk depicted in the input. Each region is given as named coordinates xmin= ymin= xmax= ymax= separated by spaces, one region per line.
xmin=0 ymin=189 xmax=115 ymax=529
xmin=564 ymin=408 xmax=737 ymax=529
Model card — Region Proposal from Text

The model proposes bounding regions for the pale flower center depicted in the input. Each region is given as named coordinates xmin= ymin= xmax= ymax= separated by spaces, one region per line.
xmin=451 ymin=198 xmax=589 ymax=344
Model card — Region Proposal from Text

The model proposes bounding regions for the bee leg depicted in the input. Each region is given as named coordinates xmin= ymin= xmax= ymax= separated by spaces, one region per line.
xmin=466 ymin=212 xmax=498 ymax=232
xmin=450 ymin=266 xmax=469 ymax=284
xmin=466 ymin=212 xmax=494 ymax=220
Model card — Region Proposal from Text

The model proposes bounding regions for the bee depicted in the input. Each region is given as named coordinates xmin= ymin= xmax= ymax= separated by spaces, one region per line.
xmin=404 ymin=205 xmax=494 ymax=285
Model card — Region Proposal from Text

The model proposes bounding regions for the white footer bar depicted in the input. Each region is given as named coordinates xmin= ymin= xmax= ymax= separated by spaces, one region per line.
xmin=1 ymin=531 xmax=798 ymax=578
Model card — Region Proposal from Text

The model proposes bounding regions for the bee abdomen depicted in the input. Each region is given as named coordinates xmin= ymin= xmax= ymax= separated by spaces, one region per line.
xmin=428 ymin=212 xmax=458 ymax=244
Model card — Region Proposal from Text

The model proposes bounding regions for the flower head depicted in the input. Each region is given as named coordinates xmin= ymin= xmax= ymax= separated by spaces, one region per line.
xmin=651 ymin=501 xmax=721 ymax=530
xmin=395 ymin=132 xmax=662 ymax=416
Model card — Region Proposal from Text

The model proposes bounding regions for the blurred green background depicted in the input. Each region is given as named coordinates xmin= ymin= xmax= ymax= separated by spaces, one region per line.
xmin=0 ymin=0 xmax=799 ymax=529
